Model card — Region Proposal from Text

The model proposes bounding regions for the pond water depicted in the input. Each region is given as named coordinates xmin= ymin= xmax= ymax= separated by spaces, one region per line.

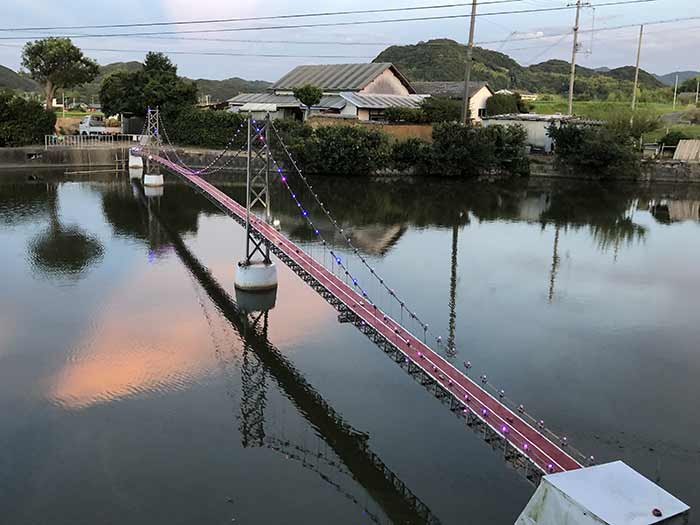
xmin=0 ymin=170 xmax=698 ymax=524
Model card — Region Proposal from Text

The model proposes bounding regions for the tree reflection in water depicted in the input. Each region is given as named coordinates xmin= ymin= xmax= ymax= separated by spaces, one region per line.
xmin=27 ymin=184 xmax=104 ymax=282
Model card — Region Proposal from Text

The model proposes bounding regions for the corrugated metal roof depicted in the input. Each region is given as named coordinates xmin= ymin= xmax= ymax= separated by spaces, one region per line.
xmin=340 ymin=92 xmax=426 ymax=109
xmin=412 ymin=81 xmax=491 ymax=98
xmin=239 ymin=103 xmax=277 ymax=112
xmin=270 ymin=63 xmax=415 ymax=93
xmin=228 ymin=92 xmax=346 ymax=109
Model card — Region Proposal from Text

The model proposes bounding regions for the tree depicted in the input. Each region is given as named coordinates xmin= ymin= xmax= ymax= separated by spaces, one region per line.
xmin=99 ymin=52 xmax=197 ymax=118
xmin=679 ymin=76 xmax=700 ymax=93
xmin=293 ymin=84 xmax=323 ymax=120
xmin=0 ymin=91 xmax=56 ymax=146
xmin=485 ymin=93 xmax=519 ymax=116
xmin=21 ymin=38 xmax=99 ymax=110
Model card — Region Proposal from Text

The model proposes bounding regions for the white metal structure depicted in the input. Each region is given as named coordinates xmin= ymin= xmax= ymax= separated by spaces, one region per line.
xmin=516 ymin=461 xmax=690 ymax=525
xmin=44 ymin=134 xmax=144 ymax=149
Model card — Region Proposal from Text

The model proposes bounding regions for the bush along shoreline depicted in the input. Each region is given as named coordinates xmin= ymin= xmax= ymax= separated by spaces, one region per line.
xmin=271 ymin=119 xmax=530 ymax=178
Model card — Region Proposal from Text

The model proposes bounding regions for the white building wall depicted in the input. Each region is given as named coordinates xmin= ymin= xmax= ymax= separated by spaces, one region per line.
xmin=360 ymin=69 xmax=411 ymax=96
xmin=482 ymin=118 xmax=556 ymax=152
xmin=469 ymin=87 xmax=493 ymax=123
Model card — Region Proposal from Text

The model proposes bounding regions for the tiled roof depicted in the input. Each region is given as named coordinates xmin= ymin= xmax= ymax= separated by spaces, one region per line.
xmin=339 ymin=92 xmax=426 ymax=109
xmin=270 ymin=63 xmax=415 ymax=93
xmin=228 ymin=92 xmax=346 ymax=109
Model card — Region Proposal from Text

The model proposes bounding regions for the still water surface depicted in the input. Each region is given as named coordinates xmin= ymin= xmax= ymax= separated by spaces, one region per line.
xmin=0 ymin=171 xmax=699 ymax=524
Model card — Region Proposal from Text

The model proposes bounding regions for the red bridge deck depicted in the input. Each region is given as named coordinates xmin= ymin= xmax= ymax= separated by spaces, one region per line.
xmin=148 ymin=154 xmax=583 ymax=475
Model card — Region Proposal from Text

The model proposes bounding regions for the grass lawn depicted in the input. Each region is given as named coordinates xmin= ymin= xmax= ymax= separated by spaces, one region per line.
xmin=531 ymin=96 xmax=690 ymax=119
xmin=644 ymin=124 xmax=700 ymax=143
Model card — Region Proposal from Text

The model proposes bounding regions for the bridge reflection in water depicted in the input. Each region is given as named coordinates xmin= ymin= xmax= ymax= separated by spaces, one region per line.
xmin=133 ymin=180 xmax=441 ymax=524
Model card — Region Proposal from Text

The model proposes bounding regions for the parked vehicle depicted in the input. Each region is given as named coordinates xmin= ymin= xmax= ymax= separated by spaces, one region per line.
xmin=79 ymin=115 xmax=119 ymax=135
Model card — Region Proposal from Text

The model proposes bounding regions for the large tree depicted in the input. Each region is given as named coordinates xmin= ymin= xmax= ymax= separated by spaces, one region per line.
xmin=21 ymin=38 xmax=99 ymax=110
xmin=99 ymin=52 xmax=196 ymax=117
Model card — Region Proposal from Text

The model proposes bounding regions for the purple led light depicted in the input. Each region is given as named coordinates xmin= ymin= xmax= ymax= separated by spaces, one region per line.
xmin=523 ymin=443 xmax=529 ymax=450
xmin=281 ymin=176 xmax=287 ymax=182
xmin=501 ymin=425 xmax=508 ymax=433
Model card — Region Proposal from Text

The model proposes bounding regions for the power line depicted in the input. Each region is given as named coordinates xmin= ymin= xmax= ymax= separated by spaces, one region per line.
xmin=0 ymin=0 xmax=528 ymax=32
xmin=0 ymin=0 xmax=657 ymax=41
xmin=0 ymin=43 xmax=373 ymax=59
xmin=476 ymin=14 xmax=700 ymax=45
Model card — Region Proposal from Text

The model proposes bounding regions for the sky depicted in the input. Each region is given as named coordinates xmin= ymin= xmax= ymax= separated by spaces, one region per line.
xmin=1 ymin=0 xmax=698 ymax=82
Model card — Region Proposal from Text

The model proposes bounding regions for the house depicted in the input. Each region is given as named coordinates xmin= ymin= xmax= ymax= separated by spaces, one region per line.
xmin=228 ymin=63 xmax=426 ymax=121
xmin=481 ymin=113 xmax=603 ymax=153
xmin=411 ymin=81 xmax=494 ymax=122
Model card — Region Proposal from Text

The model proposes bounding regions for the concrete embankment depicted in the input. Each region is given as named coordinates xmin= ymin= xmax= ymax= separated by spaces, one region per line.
xmin=530 ymin=154 xmax=700 ymax=183
xmin=0 ymin=146 xmax=129 ymax=169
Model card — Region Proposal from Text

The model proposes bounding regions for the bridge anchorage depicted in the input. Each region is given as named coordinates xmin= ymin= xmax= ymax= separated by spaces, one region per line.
xmin=234 ymin=115 xmax=278 ymax=294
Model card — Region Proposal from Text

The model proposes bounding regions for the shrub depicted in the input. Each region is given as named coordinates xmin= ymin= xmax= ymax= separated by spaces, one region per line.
xmin=385 ymin=107 xmax=427 ymax=124
xmin=658 ymin=130 xmax=689 ymax=147
xmin=485 ymin=93 xmax=519 ymax=116
xmin=430 ymin=122 xmax=529 ymax=177
xmin=548 ymin=123 xmax=639 ymax=178
xmin=0 ymin=91 xmax=56 ymax=146
xmin=164 ymin=108 xmax=246 ymax=149
xmin=391 ymin=138 xmax=431 ymax=172
xmin=273 ymin=123 xmax=390 ymax=176
xmin=605 ymin=108 xmax=661 ymax=139
xmin=421 ymin=97 xmax=461 ymax=122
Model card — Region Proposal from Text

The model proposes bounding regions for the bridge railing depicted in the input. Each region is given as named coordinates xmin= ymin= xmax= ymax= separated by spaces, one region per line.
xmin=44 ymin=134 xmax=145 ymax=150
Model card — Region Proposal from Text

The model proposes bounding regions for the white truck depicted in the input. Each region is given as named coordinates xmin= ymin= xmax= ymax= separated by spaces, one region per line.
xmin=79 ymin=115 xmax=119 ymax=135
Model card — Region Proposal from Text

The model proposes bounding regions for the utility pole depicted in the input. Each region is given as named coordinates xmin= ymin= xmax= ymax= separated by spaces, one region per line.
xmin=461 ymin=0 xmax=478 ymax=125
xmin=695 ymin=77 xmax=699 ymax=105
xmin=673 ymin=74 xmax=679 ymax=111
xmin=567 ymin=0 xmax=583 ymax=115
xmin=631 ymin=24 xmax=644 ymax=111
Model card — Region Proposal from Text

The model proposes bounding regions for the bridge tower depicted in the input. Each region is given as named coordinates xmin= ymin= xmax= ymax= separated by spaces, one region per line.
xmin=143 ymin=107 xmax=164 ymax=188
xmin=234 ymin=115 xmax=278 ymax=292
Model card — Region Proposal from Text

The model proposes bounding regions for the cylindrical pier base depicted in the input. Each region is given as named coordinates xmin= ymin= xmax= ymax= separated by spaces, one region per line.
xmin=143 ymin=173 xmax=164 ymax=187
xmin=144 ymin=185 xmax=164 ymax=198
xmin=235 ymin=287 xmax=277 ymax=313
xmin=129 ymin=167 xmax=143 ymax=179
xmin=234 ymin=261 xmax=278 ymax=292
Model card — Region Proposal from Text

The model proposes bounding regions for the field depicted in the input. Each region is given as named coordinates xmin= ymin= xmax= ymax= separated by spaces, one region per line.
xmin=530 ymin=96 xmax=685 ymax=119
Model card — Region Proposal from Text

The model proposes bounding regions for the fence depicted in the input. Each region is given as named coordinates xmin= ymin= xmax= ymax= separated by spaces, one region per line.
xmin=45 ymin=134 xmax=145 ymax=150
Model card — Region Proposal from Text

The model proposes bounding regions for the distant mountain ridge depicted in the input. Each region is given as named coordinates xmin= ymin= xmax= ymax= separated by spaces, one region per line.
xmin=373 ymin=39 xmax=666 ymax=96
xmin=654 ymin=71 xmax=700 ymax=86
xmin=0 ymin=61 xmax=270 ymax=103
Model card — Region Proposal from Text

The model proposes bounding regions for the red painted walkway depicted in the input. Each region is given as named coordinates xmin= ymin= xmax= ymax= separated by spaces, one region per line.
xmin=147 ymin=153 xmax=583 ymax=475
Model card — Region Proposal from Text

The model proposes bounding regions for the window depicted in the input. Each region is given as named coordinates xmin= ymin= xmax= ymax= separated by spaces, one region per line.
xmin=478 ymin=108 xmax=487 ymax=118
xmin=368 ymin=109 xmax=385 ymax=122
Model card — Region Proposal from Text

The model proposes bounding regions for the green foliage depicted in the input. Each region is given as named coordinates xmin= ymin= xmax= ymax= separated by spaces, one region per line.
xmin=658 ymin=130 xmax=689 ymax=147
xmin=385 ymin=97 xmax=460 ymax=123
xmin=430 ymin=122 xmax=529 ymax=177
xmin=604 ymin=108 xmax=661 ymax=139
xmin=164 ymin=108 xmax=246 ymax=149
xmin=293 ymin=84 xmax=323 ymax=115
xmin=390 ymin=138 xmax=431 ymax=172
xmin=421 ymin=96 xmax=461 ymax=122
xmin=0 ymin=91 xmax=56 ymax=146
xmin=373 ymin=39 xmax=668 ymax=99
xmin=21 ymin=38 xmax=99 ymax=108
xmin=385 ymin=107 xmax=427 ymax=123
xmin=99 ymin=53 xmax=197 ymax=117
xmin=548 ymin=123 xmax=639 ymax=178
xmin=273 ymin=122 xmax=389 ymax=176
xmin=486 ymin=93 xmax=519 ymax=115
xmin=679 ymin=76 xmax=699 ymax=92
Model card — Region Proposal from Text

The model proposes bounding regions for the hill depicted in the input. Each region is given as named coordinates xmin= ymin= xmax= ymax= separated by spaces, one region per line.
xmin=1 ymin=61 xmax=270 ymax=103
xmin=187 ymin=77 xmax=271 ymax=102
xmin=374 ymin=39 xmax=667 ymax=97
xmin=655 ymin=71 xmax=700 ymax=86
xmin=0 ymin=65 xmax=39 ymax=92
